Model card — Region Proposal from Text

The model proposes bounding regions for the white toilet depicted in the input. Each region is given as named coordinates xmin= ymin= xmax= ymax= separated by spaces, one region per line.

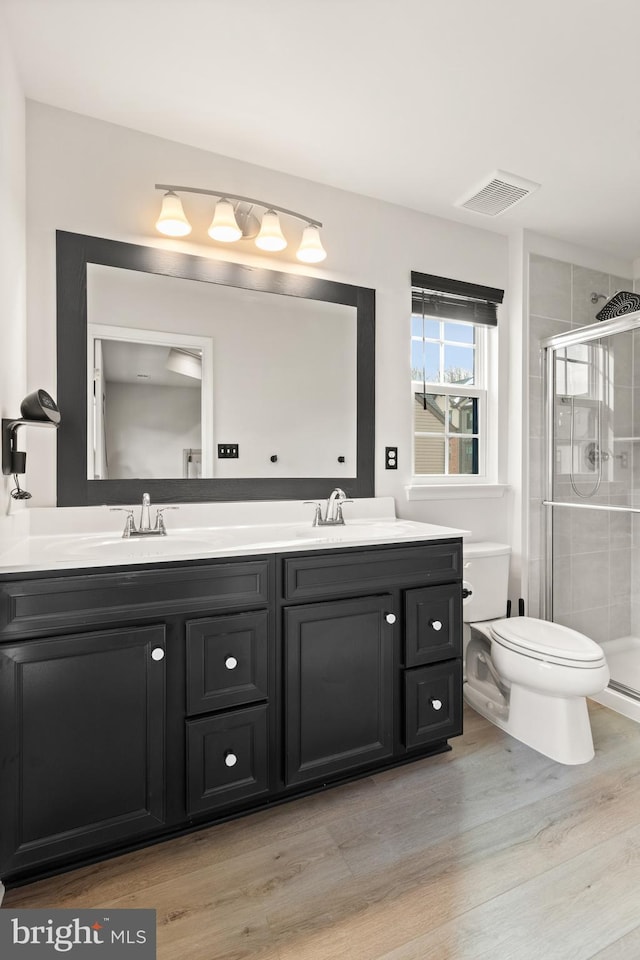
xmin=463 ymin=542 xmax=610 ymax=765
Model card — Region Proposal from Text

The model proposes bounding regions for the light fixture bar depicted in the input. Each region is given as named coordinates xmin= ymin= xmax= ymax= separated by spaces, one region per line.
xmin=155 ymin=184 xmax=322 ymax=228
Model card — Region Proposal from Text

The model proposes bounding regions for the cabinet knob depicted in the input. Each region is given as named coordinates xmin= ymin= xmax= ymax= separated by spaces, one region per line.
xmin=430 ymin=619 xmax=443 ymax=631
xmin=385 ymin=613 xmax=397 ymax=624
xmin=224 ymin=751 xmax=238 ymax=768
xmin=225 ymin=656 xmax=238 ymax=670
xmin=151 ymin=647 xmax=165 ymax=661
xmin=431 ymin=699 xmax=443 ymax=711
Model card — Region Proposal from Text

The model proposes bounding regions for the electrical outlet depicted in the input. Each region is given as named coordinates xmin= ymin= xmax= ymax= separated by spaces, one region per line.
xmin=217 ymin=443 xmax=239 ymax=459
xmin=385 ymin=446 xmax=398 ymax=469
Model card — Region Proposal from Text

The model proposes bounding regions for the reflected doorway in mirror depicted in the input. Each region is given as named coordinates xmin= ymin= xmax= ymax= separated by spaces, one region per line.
xmin=87 ymin=323 xmax=213 ymax=480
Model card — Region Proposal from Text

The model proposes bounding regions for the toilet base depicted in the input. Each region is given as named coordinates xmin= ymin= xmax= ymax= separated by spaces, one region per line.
xmin=508 ymin=685 xmax=594 ymax=764
xmin=464 ymin=681 xmax=595 ymax=765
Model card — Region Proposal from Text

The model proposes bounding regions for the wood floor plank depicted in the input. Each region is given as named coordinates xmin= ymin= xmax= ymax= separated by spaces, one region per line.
xmin=3 ymin=778 xmax=377 ymax=909
xmin=4 ymin=703 xmax=640 ymax=960
xmin=328 ymin=704 xmax=640 ymax=880
xmin=590 ymin=924 xmax=640 ymax=959
xmin=376 ymin=822 xmax=640 ymax=960
xmin=268 ymin=747 xmax=640 ymax=958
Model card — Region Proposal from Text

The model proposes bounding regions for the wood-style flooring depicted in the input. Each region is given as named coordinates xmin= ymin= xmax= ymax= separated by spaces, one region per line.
xmin=4 ymin=703 xmax=640 ymax=959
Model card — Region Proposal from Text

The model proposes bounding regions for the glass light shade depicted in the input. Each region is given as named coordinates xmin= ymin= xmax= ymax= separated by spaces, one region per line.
xmin=296 ymin=225 xmax=327 ymax=263
xmin=255 ymin=209 xmax=287 ymax=251
xmin=155 ymin=191 xmax=191 ymax=237
xmin=208 ymin=199 xmax=242 ymax=242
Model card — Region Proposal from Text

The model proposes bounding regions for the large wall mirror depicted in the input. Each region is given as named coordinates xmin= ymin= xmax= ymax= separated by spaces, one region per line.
xmin=56 ymin=231 xmax=375 ymax=505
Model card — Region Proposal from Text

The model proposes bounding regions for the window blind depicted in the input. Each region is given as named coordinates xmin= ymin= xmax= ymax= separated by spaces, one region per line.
xmin=411 ymin=271 xmax=504 ymax=327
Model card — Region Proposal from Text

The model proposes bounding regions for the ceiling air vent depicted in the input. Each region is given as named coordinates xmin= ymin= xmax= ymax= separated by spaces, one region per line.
xmin=455 ymin=170 xmax=541 ymax=217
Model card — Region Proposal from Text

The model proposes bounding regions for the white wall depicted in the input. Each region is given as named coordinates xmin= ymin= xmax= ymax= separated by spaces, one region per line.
xmin=0 ymin=20 xmax=26 ymax=515
xmin=25 ymin=101 xmax=510 ymax=540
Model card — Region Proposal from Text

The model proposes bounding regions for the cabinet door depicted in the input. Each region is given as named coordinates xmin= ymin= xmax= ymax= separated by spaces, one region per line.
xmin=0 ymin=625 xmax=165 ymax=878
xmin=284 ymin=595 xmax=394 ymax=786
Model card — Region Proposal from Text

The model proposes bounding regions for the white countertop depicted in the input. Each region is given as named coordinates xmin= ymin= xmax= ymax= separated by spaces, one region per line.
xmin=0 ymin=498 xmax=469 ymax=574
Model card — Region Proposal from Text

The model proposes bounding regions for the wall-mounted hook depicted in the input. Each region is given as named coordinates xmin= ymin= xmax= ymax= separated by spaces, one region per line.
xmin=270 ymin=455 xmax=278 ymax=463
xmin=337 ymin=456 xmax=345 ymax=463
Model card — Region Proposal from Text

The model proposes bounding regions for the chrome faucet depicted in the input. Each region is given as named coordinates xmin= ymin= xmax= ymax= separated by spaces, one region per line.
xmin=111 ymin=492 xmax=179 ymax=538
xmin=305 ymin=488 xmax=353 ymax=526
xmin=140 ymin=492 xmax=152 ymax=532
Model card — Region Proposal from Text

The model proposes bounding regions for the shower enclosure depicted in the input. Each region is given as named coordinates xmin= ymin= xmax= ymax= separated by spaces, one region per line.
xmin=542 ymin=310 xmax=640 ymax=719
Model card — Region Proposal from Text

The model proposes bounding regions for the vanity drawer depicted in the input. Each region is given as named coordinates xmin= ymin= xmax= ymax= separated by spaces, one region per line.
xmin=0 ymin=560 xmax=271 ymax=639
xmin=282 ymin=540 xmax=462 ymax=601
xmin=404 ymin=583 xmax=462 ymax=667
xmin=404 ymin=661 xmax=462 ymax=748
xmin=186 ymin=704 xmax=269 ymax=816
xmin=186 ymin=611 xmax=269 ymax=715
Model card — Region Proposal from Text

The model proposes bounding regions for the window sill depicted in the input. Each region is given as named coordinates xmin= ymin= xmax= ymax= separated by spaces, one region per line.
xmin=405 ymin=483 xmax=508 ymax=501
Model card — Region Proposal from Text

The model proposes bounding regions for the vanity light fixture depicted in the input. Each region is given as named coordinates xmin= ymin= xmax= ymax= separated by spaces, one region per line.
xmin=155 ymin=190 xmax=192 ymax=237
xmin=207 ymin=199 xmax=242 ymax=242
xmin=154 ymin=184 xmax=327 ymax=262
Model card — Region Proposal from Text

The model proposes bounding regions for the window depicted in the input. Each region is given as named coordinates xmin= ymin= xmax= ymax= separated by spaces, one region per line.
xmin=411 ymin=271 xmax=502 ymax=480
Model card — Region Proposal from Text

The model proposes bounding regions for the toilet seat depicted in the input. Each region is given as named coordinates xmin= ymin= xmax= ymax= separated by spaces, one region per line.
xmin=490 ymin=617 xmax=607 ymax=668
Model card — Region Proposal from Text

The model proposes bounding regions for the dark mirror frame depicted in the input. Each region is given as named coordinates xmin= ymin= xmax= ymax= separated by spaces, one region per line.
xmin=56 ymin=231 xmax=375 ymax=506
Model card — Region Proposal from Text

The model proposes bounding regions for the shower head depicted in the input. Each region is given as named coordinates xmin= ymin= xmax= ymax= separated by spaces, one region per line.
xmin=596 ymin=290 xmax=640 ymax=321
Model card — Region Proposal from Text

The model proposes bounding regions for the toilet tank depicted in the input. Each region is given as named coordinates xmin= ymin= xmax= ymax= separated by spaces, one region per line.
xmin=463 ymin=541 xmax=511 ymax=623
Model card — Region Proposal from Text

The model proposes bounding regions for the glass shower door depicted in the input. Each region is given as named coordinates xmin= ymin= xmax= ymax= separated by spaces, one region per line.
xmin=546 ymin=324 xmax=638 ymax=699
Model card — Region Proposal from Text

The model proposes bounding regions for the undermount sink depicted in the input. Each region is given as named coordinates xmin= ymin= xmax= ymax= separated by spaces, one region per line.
xmin=292 ymin=520 xmax=424 ymax=541
xmin=29 ymin=517 xmax=457 ymax=568
xmin=47 ymin=533 xmax=226 ymax=561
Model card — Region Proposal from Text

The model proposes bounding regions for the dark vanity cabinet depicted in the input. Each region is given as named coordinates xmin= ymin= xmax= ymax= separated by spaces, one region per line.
xmin=0 ymin=625 xmax=166 ymax=877
xmin=0 ymin=558 xmax=273 ymax=884
xmin=0 ymin=538 xmax=462 ymax=886
xmin=283 ymin=595 xmax=395 ymax=786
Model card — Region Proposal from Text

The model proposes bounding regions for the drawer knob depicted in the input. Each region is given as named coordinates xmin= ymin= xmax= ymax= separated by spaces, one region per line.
xmin=224 ymin=751 xmax=238 ymax=768
xmin=385 ymin=613 xmax=397 ymax=624
xmin=225 ymin=656 xmax=238 ymax=670
xmin=151 ymin=647 xmax=165 ymax=661
xmin=431 ymin=698 xmax=443 ymax=711
xmin=430 ymin=619 xmax=443 ymax=631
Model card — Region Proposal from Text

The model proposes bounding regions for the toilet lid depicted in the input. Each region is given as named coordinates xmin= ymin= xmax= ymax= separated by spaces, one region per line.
xmin=490 ymin=617 xmax=605 ymax=664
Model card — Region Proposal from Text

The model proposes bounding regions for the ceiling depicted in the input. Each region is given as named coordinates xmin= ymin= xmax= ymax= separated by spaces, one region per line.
xmin=2 ymin=0 xmax=640 ymax=262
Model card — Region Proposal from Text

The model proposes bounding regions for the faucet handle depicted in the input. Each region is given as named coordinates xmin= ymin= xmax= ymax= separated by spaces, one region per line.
xmin=110 ymin=507 xmax=136 ymax=538
xmin=303 ymin=500 xmax=323 ymax=527
xmin=335 ymin=499 xmax=353 ymax=523
xmin=154 ymin=505 xmax=179 ymax=534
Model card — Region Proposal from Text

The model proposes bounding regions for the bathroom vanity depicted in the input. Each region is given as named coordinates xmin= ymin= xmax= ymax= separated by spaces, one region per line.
xmin=0 ymin=503 xmax=464 ymax=887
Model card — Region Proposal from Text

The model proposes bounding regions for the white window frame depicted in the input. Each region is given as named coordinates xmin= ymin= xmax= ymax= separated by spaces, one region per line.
xmin=409 ymin=315 xmax=503 ymax=496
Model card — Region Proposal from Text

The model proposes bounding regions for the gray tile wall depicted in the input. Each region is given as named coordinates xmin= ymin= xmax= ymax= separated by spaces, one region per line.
xmin=528 ymin=254 xmax=634 ymax=644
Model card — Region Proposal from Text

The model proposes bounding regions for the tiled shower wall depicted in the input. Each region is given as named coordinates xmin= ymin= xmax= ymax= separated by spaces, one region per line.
xmin=528 ymin=254 xmax=635 ymax=642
